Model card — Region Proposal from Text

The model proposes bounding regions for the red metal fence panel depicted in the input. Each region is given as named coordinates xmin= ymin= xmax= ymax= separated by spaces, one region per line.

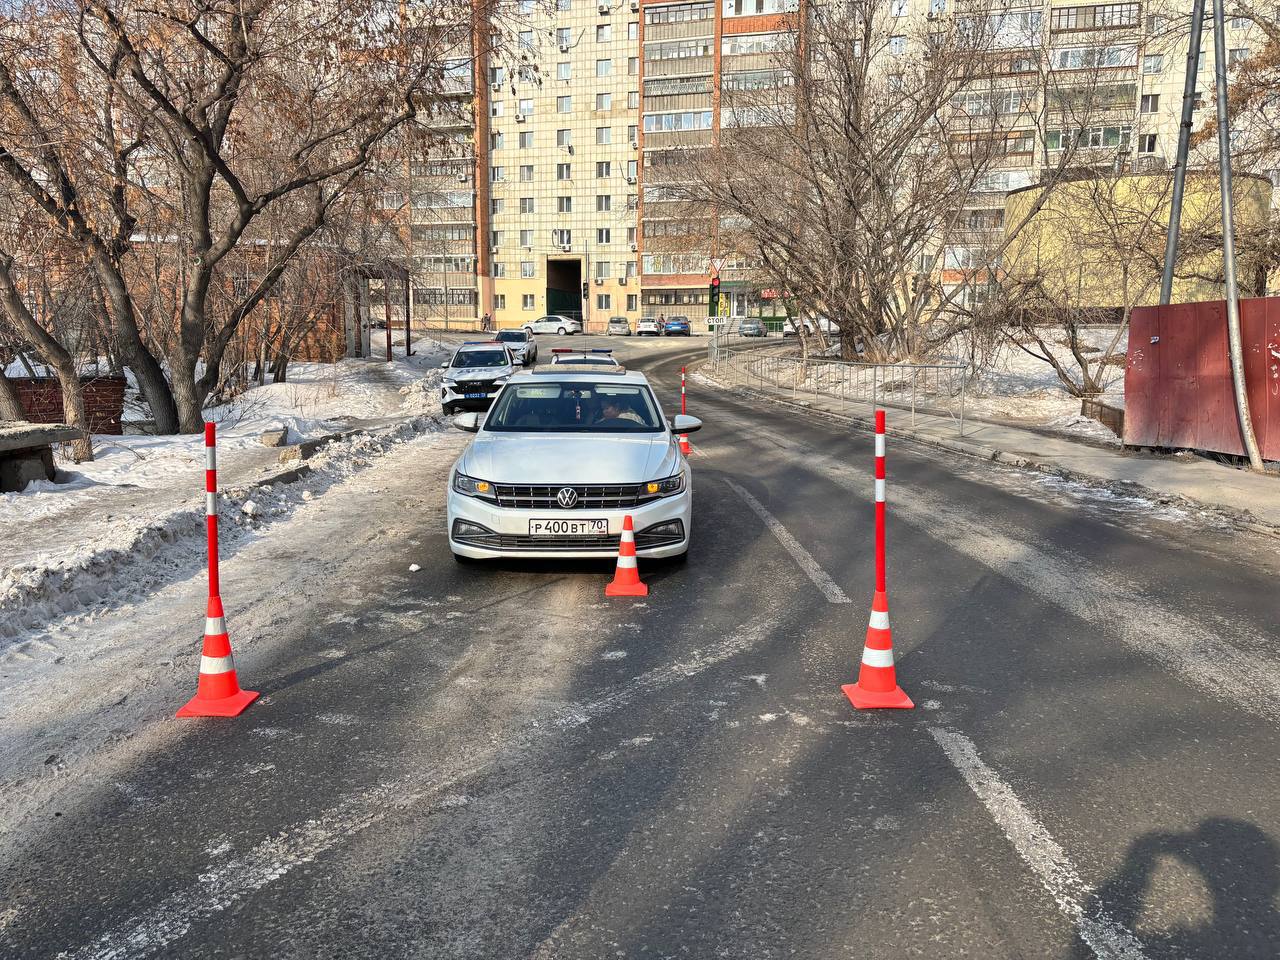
xmin=1126 ymin=298 xmax=1280 ymax=459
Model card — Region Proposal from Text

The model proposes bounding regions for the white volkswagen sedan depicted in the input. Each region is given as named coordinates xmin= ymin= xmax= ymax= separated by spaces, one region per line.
xmin=446 ymin=368 xmax=700 ymax=561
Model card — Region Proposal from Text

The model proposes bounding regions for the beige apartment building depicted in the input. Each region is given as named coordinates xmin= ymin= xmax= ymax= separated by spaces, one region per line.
xmin=405 ymin=1 xmax=1268 ymax=329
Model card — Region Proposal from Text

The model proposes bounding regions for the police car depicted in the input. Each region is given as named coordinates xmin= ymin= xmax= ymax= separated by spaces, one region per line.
xmin=446 ymin=367 xmax=701 ymax=560
xmin=549 ymin=348 xmax=622 ymax=370
xmin=439 ymin=341 xmax=517 ymax=415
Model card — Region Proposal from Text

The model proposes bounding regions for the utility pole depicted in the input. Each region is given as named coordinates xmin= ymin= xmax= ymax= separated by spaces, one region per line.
xmin=1159 ymin=0 xmax=1205 ymax=304
xmin=384 ymin=264 xmax=392 ymax=363
xmin=1210 ymin=0 xmax=1264 ymax=470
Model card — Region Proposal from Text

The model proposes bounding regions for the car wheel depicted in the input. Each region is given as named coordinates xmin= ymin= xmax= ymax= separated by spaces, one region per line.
xmin=557 ymin=327 xmax=567 ymax=335
xmin=442 ymin=404 xmax=455 ymax=416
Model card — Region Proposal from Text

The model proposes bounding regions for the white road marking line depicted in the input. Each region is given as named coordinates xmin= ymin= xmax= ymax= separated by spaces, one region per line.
xmin=58 ymin=627 xmax=773 ymax=960
xmin=929 ymin=726 xmax=1149 ymax=960
xmin=723 ymin=478 xmax=852 ymax=604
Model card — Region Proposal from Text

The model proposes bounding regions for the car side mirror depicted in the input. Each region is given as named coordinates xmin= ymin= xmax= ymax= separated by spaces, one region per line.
xmin=440 ymin=361 xmax=450 ymax=369
xmin=451 ymin=412 xmax=481 ymax=432
xmin=672 ymin=414 xmax=702 ymax=434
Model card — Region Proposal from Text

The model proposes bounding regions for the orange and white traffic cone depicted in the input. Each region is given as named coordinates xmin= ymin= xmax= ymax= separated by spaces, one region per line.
xmin=842 ymin=409 xmax=913 ymax=710
xmin=177 ymin=423 xmax=259 ymax=718
xmin=842 ymin=588 xmax=912 ymax=709
xmin=605 ymin=515 xmax=649 ymax=597
xmin=177 ymin=594 xmax=260 ymax=717
xmin=679 ymin=433 xmax=691 ymax=456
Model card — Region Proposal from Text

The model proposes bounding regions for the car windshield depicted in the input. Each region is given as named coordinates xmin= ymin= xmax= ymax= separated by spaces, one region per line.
xmin=452 ymin=349 xmax=507 ymax=368
xmin=486 ymin=382 xmax=662 ymax=432
xmin=495 ymin=331 xmax=524 ymax=343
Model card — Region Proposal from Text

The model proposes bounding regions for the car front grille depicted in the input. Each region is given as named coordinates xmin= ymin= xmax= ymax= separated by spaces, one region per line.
xmin=490 ymin=483 xmax=657 ymax=510
xmin=454 ymin=378 xmax=497 ymax=393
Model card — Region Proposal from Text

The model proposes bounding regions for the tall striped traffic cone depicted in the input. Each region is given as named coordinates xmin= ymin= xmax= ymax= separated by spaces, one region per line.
xmin=842 ymin=409 xmax=913 ymax=710
xmin=842 ymin=588 xmax=912 ymax=709
xmin=605 ymin=515 xmax=649 ymax=597
xmin=177 ymin=595 xmax=260 ymax=717
xmin=177 ymin=423 xmax=259 ymax=718
xmin=679 ymin=434 xmax=691 ymax=456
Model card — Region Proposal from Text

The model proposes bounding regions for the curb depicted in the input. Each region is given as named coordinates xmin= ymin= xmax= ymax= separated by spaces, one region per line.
xmin=694 ymin=365 xmax=1279 ymax=539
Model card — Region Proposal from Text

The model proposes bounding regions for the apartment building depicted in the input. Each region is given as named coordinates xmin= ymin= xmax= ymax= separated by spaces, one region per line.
xmin=405 ymin=1 xmax=1266 ymax=327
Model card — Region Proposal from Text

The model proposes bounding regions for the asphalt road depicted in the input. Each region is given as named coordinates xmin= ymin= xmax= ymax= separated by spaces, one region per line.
xmin=3 ymin=335 xmax=1280 ymax=959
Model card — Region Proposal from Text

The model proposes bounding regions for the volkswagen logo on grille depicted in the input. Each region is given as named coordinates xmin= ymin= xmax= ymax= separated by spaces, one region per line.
xmin=556 ymin=487 xmax=579 ymax=509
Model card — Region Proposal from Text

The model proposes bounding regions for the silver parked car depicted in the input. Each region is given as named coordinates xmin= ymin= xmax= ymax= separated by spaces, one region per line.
xmin=606 ymin=317 xmax=632 ymax=336
xmin=524 ymin=314 xmax=583 ymax=336
xmin=494 ymin=328 xmax=538 ymax=365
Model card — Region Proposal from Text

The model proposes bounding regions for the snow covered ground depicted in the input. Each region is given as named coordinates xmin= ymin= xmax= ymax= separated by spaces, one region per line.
xmin=1 ymin=342 xmax=454 ymax=648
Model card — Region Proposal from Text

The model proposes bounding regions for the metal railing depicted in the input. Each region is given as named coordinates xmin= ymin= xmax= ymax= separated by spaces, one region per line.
xmin=707 ymin=325 xmax=968 ymax=435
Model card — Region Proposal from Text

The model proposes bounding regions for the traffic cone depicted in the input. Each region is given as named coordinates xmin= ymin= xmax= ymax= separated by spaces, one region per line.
xmin=679 ymin=433 xmax=691 ymax=456
xmin=176 ymin=594 xmax=260 ymax=717
xmin=842 ymin=589 xmax=913 ymax=709
xmin=605 ymin=515 xmax=649 ymax=597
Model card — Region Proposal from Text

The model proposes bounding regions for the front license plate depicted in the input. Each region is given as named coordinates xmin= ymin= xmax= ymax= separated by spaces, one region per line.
xmin=464 ymin=392 xmax=488 ymax=399
xmin=529 ymin=518 xmax=608 ymax=536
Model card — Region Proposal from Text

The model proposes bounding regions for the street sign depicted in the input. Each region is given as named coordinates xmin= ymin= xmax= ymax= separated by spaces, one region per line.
xmin=708 ymin=256 xmax=727 ymax=276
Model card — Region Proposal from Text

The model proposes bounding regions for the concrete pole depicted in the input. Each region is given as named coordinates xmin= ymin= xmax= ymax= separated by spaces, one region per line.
xmin=1160 ymin=0 xmax=1206 ymax=304
xmin=1211 ymin=0 xmax=1264 ymax=470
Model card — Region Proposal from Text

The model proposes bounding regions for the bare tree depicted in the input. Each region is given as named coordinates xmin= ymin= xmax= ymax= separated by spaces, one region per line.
xmin=0 ymin=0 xmax=490 ymax=432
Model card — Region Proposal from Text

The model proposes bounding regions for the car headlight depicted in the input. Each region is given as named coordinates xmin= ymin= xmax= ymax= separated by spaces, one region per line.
xmin=643 ymin=474 xmax=684 ymax=497
xmin=453 ymin=472 xmax=493 ymax=497
xmin=443 ymin=377 xmax=458 ymax=386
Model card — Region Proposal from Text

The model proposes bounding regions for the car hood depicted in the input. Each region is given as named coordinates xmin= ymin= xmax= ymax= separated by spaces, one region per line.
xmin=463 ymin=433 xmax=679 ymax=483
xmin=446 ymin=365 xmax=510 ymax=380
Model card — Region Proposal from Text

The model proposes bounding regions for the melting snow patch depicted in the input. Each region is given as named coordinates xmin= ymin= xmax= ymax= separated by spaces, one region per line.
xmin=923 ymin=699 xmax=942 ymax=711
xmin=317 ymin=712 xmax=358 ymax=726
xmin=600 ymin=649 xmax=628 ymax=661
xmin=439 ymin=793 xmax=470 ymax=808
xmin=243 ymin=762 xmax=276 ymax=775
xmin=408 ymin=564 xmax=421 ymax=573
xmin=744 ymin=674 xmax=768 ymax=688
xmin=249 ymin=726 xmax=290 ymax=739
xmin=757 ymin=712 xmax=779 ymax=724
xmin=204 ymin=840 xmax=232 ymax=857
xmin=625 ymin=735 xmax=654 ymax=748
xmin=873 ymin=815 xmax=901 ymax=831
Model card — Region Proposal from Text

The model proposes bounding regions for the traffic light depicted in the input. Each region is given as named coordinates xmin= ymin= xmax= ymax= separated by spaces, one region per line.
xmin=708 ymin=275 xmax=721 ymax=317
xmin=581 ymin=281 xmax=589 ymax=299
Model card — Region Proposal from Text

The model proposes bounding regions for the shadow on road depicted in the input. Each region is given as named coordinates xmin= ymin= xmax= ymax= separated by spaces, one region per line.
xmin=1073 ymin=818 xmax=1280 ymax=959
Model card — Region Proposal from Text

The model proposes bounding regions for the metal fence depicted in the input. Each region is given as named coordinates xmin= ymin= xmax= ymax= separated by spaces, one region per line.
xmin=707 ymin=325 xmax=969 ymax=435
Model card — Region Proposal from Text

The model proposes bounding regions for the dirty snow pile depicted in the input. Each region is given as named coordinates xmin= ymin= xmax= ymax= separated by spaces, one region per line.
xmin=0 ymin=346 xmax=452 ymax=646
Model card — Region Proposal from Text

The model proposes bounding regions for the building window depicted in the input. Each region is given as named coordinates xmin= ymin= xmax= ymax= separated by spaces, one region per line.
xmin=557 ymin=61 xmax=571 ymax=80
xmin=628 ymin=21 xmax=638 ymax=39
xmin=557 ymin=95 xmax=572 ymax=113
xmin=556 ymin=0 xmax=570 ymax=10
xmin=523 ymin=294 xmax=536 ymax=310
xmin=627 ymin=90 xmax=639 ymax=109
xmin=627 ymin=294 xmax=638 ymax=311
xmin=491 ymin=100 xmax=504 ymax=117
xmin=519 ymin=131 xmax=534 ymax=149
xmin=490 ymin=198 xmax=504 ymax=215
xmin=596 ymin=126 xmax=612 ymax=144
xmin=519 ymin=29 xmax=534 ymax=51
xmin=596 ymin=261 xmax=612 ymax=278
xmin=519 ymin=197 xmax=535 ymax=213
xmin=1229 ymin=47 xmax=1250 ymax=66
xmin=493 ymin=262 xmax=506 ymax=278
xmin=597 ymin=160 xmax=612 ymax=177
xmin=597 ymin=194 xmax=612 ymax=211
xmin=520 ymin=228 xmax=533 ymax=246
xmin=627 ymin=124 xmax=638 ymax=143
xmin=518 ymin=98 xmax=533 ymax=116
xmin=557 ymin=162 xmax=572 ymax=180
xmin=597 ymin=293 xmax=612 ymax=309
xmin=626 ymin=226 xmax=636 ymax=244
xmin=553 ymin=228 xmax=572 ymax=245
xmin=558 ymin=195 xmax=573 ymax=212
xmin=494 ymin=294 xmax=506 ymax=310
xmin=557 ymin=27 xmax=571 ymax=47
xmin=489 ymin=165 xmax=504 ymax=182
xmin=891 ymin=0 xmax=906 ymax=14
xmin=1052 ymin=45 xmax=1138 ymax=70
xmin=642 ymin=110 xmax=714 ymax=132
xmin=597 ymin=228 xmax=612 ymax=244
xmin=490 ymin=132 xmax=503 ymax=150
xmin=1140 ymin=93 xmax=1159 ymax=113
xmin=1138 ymin=133 xmax=1157 ymax=153
xmin=627 ymin=159 xmax=638 ymax=179
xmin=597 ymin=58 xmax=612 ymax=77
xmin=628 ymin=56 xmax=639 ymax=75
xmin=1142 ymin=53 xmax=1163 ymax=73
xmin=597 ymin=24 xmax=611 ymax=42
xmin=490 ymin=66 xmax=505 ymax=85
xmin=521 ymin=261 xmax=536 ymax=278
xmin=596 ymin=92 xmax=612 ymax=111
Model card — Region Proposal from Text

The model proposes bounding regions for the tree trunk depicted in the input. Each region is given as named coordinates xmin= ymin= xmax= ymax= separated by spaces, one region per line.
xmin=0 ymin=367 xmax=24 ymax=420
xmin=52 ymin=361 xmax=93 ymax=461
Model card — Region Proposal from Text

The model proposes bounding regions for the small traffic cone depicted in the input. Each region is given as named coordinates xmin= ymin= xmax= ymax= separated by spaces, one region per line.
xmin=842 ymin=589 xmax=913 ymax=709
xmin=679 ymin=433 xmax=691 ymax=456
xmin=605 ymin=515 xmax=649 ymax=597
xmin=177 ymin=595 xmax=260 ymax=717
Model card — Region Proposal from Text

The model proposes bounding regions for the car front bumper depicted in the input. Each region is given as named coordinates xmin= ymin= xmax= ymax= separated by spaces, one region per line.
xmin=441 ymin=383 xmax=504 ymax=410
xmin=447 ymin=486 xmax=692 ymax=559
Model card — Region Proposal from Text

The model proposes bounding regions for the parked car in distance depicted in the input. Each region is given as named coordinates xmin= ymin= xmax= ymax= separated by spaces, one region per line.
xmin=606 ymin=317 xmax=632 ymax=336
xmin=662 ymin=316 xmax=692 ymax=336
xmin=738 ymin=319 xmax=767 ymax=337
xmin=494 ymin=327 xmax=538 ymax=365
xmin=636 ymin=317 xmax=662 ymax=336
xmin=782 ymin=316 xmax=838 ymax=338
xmin=524 ymin=314 xmax=583 ymax=336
